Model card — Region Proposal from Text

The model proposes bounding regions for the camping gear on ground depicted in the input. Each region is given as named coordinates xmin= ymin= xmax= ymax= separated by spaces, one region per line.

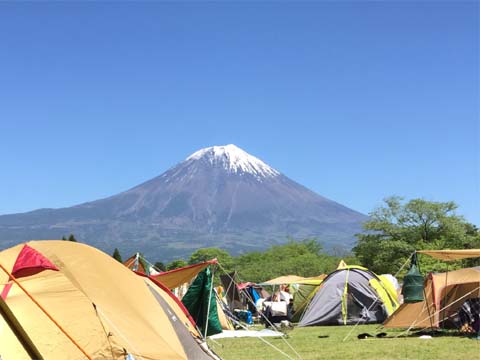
xmin=265 ymin=300 xmax=288 ymax=316
xmin=262 ymin=296 xmax=294 ymax=327
xmin=219 ymin=273 xmax=270 ymax=324
xmin=234 ymin=309 xmax=253 ymax=325
xmin=239 ymin=283 xmax=263 ymax=315
xmin=237 ymin=282 xmax=269 ymax=314
xmin=299 ymin=261 xmax=399 ymax=326
xmin=0 ymin=241 xmax=219 ymax=360
xmin=259 ymin=273 xmax=326 ymax=323
xmin=452 ymin=298 xmax=480 ymax=333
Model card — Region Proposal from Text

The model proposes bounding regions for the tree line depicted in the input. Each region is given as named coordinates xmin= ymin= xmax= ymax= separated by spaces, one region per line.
xmin=98 ymin=197 xmax=480 ymax=281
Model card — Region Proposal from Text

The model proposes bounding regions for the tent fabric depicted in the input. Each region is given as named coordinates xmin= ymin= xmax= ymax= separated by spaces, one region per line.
xmin=373 ymin=276 xmax=398 ymax=309
xmin=379 ymin=274 xmax=400 ymax=293
xmin=369 ymin=278 xmax=396 ymax=315
xmin=1 ymin=282 xmax=13 ymax=300
xmin=0 ymin=295 xmax=43 ymax=359
xmin=215 ymin=296 xmax=234 ymax=331
xmin=11 ymin=245 xmax=59 ymax=278
xmin=237 ymin=282 xmax=254 ymax=290
xmin=417 ymin=249 xmax=480 ymax=261
xmin=144 ymin=282 xmax=214 ymax=359
xmin=299 ymin=275 xmax=327 ymax=285
xmin=182 ymin=268 xmax=223 ymax=337
xmin=123 ymin=253 xmax=152 ymax=275
xmin=220 ymin=272 xmax=243 ymax=310
xmin=259 ymin=274 xmax=326 ymax=286
xmin=336 ymin=260 xmax=368 ymax=271
xmin=299 ymin=265 xmax=398 ymax=327
xmin=291 ymin=284 xmax=320 ymax=322
xmin=250 ymin=287 xmax=261 ymax=303
xmin=0 ymin=308 xmax=34 ymax=359
xmin=384 ymin=266 xmax=480 ymax=329
xmin=0 ymin=241 xmax=218 ymax=360
xmin=260 ymin=275 xmax=307 ymax=285
xmin=152 ymin=260 xmax=217 ymax=290
xmin=134 ymin=272 xmax=199 ymax=335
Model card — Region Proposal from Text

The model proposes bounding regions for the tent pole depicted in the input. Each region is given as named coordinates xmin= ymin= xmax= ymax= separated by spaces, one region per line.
xmin=418 ymin=255 xmax=434 ymax=331
xmin=441 ymin=263 xmax=449 ymax=329
xmin=341 ymin=269 xmax=350 ymax=325
xmin=0 ymin=264 xmax=93 ymax=360
xmin=423 ymin=283 xmax=435 ymax=330
xmin=0 ymin=294 xmax=44 ymax=359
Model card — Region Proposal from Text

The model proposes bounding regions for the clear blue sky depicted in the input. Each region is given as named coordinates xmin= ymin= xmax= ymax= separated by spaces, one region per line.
xmin=1 ymin=2 xmax=478 ymax=225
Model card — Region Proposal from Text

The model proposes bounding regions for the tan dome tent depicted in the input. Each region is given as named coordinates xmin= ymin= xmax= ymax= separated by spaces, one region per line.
xmin=0 ymin=240 xmax=219 ymax=360
xmin=384 ymin=250 xmax=480 ymax=330
xmin=384 ymin=266 xmax=480 ymax=329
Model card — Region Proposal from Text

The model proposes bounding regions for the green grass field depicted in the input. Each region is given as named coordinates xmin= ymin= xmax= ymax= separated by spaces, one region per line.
xmin=208 ymin=325 xmax=480 ymax=360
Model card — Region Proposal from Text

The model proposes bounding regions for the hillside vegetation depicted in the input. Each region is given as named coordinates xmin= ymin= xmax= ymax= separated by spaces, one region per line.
xmin=144 ymin=198 xmax=479 ymax=282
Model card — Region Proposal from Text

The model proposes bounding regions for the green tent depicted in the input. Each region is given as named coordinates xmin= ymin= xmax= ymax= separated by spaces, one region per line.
xmin=181 ymin=267 xmax=223 ymax=337
xmin=291 ymin=284 xmax=320 ymax=322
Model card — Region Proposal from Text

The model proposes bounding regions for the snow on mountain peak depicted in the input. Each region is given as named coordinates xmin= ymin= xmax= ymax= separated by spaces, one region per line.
xmin=186 ymin=144 xmax=280 ymax=178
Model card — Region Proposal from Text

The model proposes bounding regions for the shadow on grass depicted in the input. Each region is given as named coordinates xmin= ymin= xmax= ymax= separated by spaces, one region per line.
xmin=357 ymin=328 xmax=479 ymax=340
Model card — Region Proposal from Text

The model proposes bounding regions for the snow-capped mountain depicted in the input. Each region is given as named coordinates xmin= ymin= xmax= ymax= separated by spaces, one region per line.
xmin=185 ymin=144 xmax=280 ymax=179
xmin=0 ymin=145 xmax=368 ymax=261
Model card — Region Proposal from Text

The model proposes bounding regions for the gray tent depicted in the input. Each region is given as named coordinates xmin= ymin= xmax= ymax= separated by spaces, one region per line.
xmin=299 ymin=264 xmax=398 ymax=326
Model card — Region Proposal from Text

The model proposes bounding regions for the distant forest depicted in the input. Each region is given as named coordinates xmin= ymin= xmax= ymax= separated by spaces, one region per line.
xmin=107 ymin=197 xmax=480 ymax=282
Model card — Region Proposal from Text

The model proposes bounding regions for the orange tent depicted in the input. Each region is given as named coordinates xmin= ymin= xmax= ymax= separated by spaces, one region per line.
xmin=151 ymin=260 xmax=218 ymax=290
xmin=384 ymin=266 xmax=480 ymax=329
xmin=0 ymin=241 xmax=219 ymax=359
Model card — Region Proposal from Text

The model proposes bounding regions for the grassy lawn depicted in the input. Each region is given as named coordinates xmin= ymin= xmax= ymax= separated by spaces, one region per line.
xmin=208 ymin=325 xmax=480 ymax=360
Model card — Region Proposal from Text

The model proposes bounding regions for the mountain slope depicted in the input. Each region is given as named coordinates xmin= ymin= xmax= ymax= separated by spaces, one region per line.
xmin=0 ymin=145 xmax=367 ymax=261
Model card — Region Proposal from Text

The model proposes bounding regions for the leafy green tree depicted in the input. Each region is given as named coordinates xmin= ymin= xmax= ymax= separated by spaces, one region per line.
xmin=189 ymin=247 xmax=233 ymax=272
xmin=68 ymin=234 xmax=77 ymax=242
xmin=462 ymin=224 xmax=480 ymax=267
xmin=354 ymin=197 xmax=479 ymax=274
xmin=61 ymin=236 xmax=67 ymax=240
xmin=188 ymin=247 xmax=236 ymax=285
xmin=166 ymin=259 xmax=188 ymax=271
xmin=112 ymin=248 xmax=122 ymax=263
xmin=234 ymin=239 xmax=338 ymax=283
xmin=154 ymin=262 xmax=166 ymax=272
